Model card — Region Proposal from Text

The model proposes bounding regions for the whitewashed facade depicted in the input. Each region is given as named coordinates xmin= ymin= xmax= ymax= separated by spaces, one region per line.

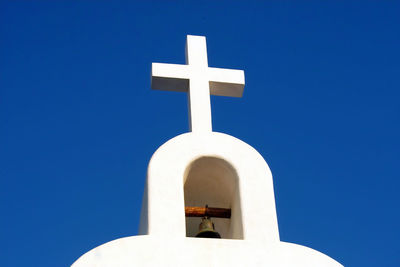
xmin=72 ymin=35 xmax=343 ymax=267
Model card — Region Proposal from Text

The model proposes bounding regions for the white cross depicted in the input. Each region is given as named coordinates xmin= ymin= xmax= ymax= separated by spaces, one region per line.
xmin=151 ymin=35 xmax=245 ymax=133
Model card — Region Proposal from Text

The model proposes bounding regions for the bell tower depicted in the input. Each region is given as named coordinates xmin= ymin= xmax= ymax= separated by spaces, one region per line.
xmin=72 ymin=35 xmax=344 ymax=267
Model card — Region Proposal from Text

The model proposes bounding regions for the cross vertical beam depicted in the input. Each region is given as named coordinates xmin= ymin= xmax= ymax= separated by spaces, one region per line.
xmin=186 ymin=36 xmax=212 ymax=132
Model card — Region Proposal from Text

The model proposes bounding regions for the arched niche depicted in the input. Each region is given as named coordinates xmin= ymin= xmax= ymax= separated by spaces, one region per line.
xmin=183 ymin=156 xmax=243 ymax=239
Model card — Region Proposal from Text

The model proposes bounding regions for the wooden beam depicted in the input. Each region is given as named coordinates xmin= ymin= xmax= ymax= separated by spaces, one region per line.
xmin=185 ymin=206 xmax=231 ymax=218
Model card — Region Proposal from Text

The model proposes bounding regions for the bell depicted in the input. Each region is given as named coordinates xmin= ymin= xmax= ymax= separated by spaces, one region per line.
xmin=195 ymin=216 xmax=221 ymax=238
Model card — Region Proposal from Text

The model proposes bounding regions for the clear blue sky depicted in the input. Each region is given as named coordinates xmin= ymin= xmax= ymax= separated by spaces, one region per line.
xmin=1 ymin=1 xmax=399 ymax=266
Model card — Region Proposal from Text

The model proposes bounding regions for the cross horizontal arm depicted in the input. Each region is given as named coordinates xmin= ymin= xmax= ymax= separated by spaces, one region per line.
xmin=208 ymin=67 xmax=245 ymax=97
xmin=151 ymin=63 xmax=190 ymax=92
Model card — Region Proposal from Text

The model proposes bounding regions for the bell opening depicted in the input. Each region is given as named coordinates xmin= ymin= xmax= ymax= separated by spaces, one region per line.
xmin=183 ymin=157 xmax=243 ymax=239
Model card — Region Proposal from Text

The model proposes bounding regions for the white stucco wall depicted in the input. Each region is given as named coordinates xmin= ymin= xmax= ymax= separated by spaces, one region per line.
xmin=72 ymin=132 xmax=343 ymax=267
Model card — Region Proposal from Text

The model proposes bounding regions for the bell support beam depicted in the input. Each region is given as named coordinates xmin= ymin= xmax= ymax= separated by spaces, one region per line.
xmin=185 ymin=206 xmax=231 ymax=218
